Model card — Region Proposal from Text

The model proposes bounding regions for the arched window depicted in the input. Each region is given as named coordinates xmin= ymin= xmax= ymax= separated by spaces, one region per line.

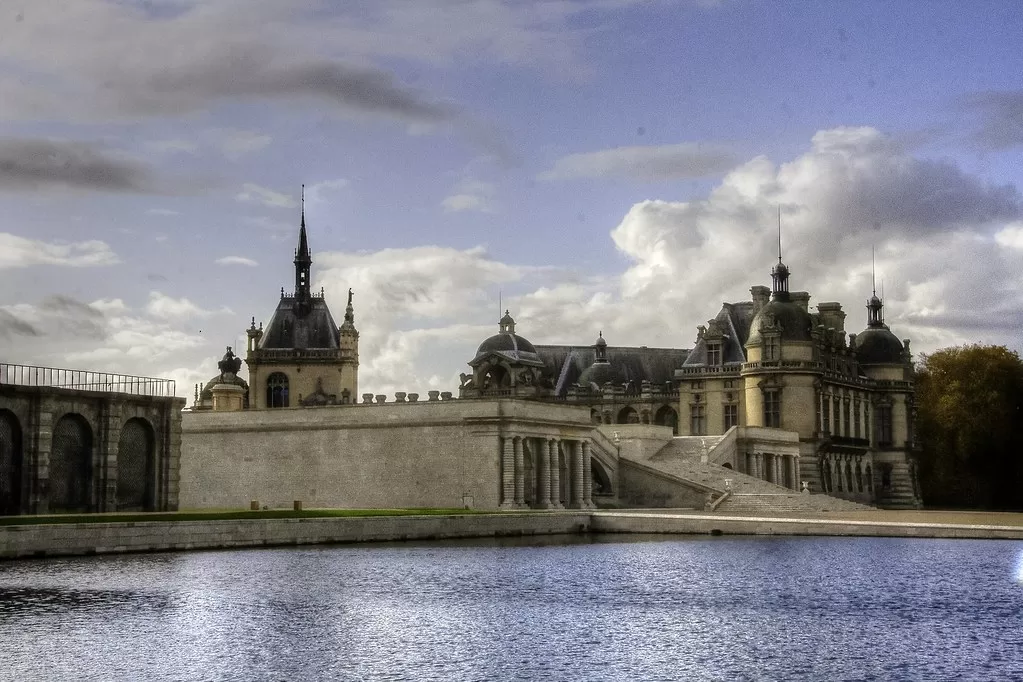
xmin=617 ymin=406 xmax=639 ymax=424
xmin=117 ymin=418 xmax=155 ymax=511
xmin=0 ymin=409 xmax=23 ymax=516
xmin=50 ymin=414 xmax=93 ymax=513
xmin=267 ymin=372 xmax=289 ymax=408
xmin=655 ymin=405 xmax=679 ymax=435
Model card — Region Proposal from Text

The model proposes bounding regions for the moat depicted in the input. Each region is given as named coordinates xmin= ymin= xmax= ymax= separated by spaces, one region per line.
xmin=2 ymin=535 xmax=1022 ymax=681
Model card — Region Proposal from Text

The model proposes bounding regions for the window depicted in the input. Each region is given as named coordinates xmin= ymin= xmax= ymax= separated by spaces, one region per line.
xmin=833 ymin=396 xmax=841 ymax=436
xmin=266 ymin=372 xmax=289 ymax=408
xmin=707 ymin=343 xmax=721 ymax=366
xmin=763 ymin=390 xmax=780 ymax=428
xmin=723 ymin=379 xmax=735 ymax=389
xmin=853 ymin=399 xmax=861 ymax=438
xmin=764 ymin=337 xmax=779 ymax=361
xmin=691 ymin=380 xmax=704 ymax=390
xmin=842 ymin=399 xmax=851 ymax=438
xmin=878 ymin=405 xmax=893 ymax=447
xmin=690 ymin=404 xmax=706 ymax=435
xmin=724 ymin=404 xmax=739 ymax=430
xmin=821 ymin=395 xmax=830 ymax=434
xmin=864 ymin=404 xmax=870 ymax=443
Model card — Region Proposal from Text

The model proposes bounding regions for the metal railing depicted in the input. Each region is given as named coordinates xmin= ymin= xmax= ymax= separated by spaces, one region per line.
xmin=0 ymin=363 xmax=176 ymax=397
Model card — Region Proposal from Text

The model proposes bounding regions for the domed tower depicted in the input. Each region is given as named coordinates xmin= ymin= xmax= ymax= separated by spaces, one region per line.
xmin=742 ymin=253 xmax=816 ymax=434
xmin=577 ymin=332 xmax=621 ymax=390
xmin=194 ymin=347 xmax=249 ymax=411
xmin=459 ymin=311 xmax=549 ymax=399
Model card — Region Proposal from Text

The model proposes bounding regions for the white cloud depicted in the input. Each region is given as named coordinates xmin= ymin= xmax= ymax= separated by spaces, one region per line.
xmin=145 ymin=138 xmax=199 ymax=155
xmin=146 ymin=208 xmax=180 ymax=216
xmin=236 ymin=183 xmax=298 ymax=208
xmin=145 ymin=291 xmax=222 ymax=320
xmin=441 ymin=179 xmax=495 ymax=213
xmin=0 ymin=233 xmax=119 ymax=269
xmin=306 ymin=178 xmax=348 ymax=204
xmin=208 ymin=128 xmax=272 ymax=160
xmin=539 ymin=142 xmax=738 ymax=181
xmin=994 ymin=222 xmax=1023 ymax=249
xmin=216 ymin=256 xmax=259 ymax=267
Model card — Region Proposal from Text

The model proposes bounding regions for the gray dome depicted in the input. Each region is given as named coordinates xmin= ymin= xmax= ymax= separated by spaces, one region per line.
xmin=855 ymin=327 xmax=905 ymax=364
xmin=476 ymin=332 xmax=537 ymax=356
xmin=578 ymin=361 xmax=620 ymax=388
xmin=746 ymin=300 xmax=813 ymax=346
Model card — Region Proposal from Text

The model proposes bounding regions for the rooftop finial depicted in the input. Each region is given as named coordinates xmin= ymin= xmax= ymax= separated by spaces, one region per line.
xmin=872 ymin=245 xmax=877 ymax=297
xmin=301 ymin=184 xmax=306 ymax=229
xmin=778 ymin=204 xmax=783 ymax=264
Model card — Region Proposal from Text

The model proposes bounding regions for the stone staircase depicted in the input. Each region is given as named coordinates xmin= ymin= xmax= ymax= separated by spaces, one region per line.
xmin=876 ymin=461 xmax=922 ymax=510
xmin=633 ymin=438 xmax=873 ymax=514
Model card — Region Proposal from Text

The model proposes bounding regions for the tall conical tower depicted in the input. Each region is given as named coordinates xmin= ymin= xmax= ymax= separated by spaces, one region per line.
xmin=245 ymin=187 xmax=359 ymax=408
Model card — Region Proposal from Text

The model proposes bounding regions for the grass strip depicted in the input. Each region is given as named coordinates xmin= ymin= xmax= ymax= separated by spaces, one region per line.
xmin=0 ymin=508 xmax=501 ymax=526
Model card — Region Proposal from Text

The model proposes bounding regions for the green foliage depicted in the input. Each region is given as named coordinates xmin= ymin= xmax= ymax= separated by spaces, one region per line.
xmin=916 ymin=345 xmax=1023 ymax=510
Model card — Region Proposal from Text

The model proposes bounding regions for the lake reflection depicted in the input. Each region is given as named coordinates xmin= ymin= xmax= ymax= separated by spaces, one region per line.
xmin=1 ymin=535 xmax=1021 ymax=681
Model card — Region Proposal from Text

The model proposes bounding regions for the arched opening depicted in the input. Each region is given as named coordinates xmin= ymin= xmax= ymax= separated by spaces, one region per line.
xmin=591 ymin=458 xmax=613 ymax=497
xmin=117 ymin=418 xmax=155 ymax=511
xmin=482 ymin=364 xmax=509 ymax=390
xmin=50 ymin=414 xmax=93 ymax=513
xmin=590 ymin=409 xmax=602 ymax=425
xmin=0 ymin=410 xmax=23 ymax=515
xmin=722 ymin=462 xmax=733 ymax=470
xmin=617 ymin=406 xmax=639 ymax=424
xmin=267 ymin=372 xmax=289 ymax=408
xmin=654 ymin=405 xmax=679 ymax=435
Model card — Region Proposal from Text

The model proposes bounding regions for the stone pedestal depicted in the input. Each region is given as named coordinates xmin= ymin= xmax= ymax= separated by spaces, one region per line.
xmin=211 ymin=384 xmax=246 ymax=412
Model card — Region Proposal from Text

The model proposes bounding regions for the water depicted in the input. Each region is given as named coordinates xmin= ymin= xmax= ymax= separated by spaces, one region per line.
xmin=1 ymin=535 xmax=1022 ymax=681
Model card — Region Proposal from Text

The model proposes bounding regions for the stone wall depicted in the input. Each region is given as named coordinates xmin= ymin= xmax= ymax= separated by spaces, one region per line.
xmin=180 ymin=399 xmax=604 ymax=511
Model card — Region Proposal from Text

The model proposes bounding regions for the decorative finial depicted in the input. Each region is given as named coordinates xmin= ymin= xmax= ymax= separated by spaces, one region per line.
xmin=872 ymin=246 xmax=876 ymax=297
xmin=778 ymin=204 xmax=783 ymax=264
xmin=301 ymin=184 xmax=305 ymax=228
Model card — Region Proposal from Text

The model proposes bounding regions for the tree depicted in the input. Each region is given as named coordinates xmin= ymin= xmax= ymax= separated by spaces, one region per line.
xmin=915 ymin=345 xmax=1023 ymax=510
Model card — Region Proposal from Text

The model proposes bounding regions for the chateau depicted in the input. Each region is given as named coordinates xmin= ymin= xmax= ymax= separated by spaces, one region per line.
xmin=0 ymin=202 xmax=922 ymax=516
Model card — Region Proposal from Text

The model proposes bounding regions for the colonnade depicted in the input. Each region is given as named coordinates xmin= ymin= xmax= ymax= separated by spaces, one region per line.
xmin=819 ymin=453 xmax=872 ymax=496
xmin=743 ymin=451 xmax=799 ymax=490
xmin=500 ymin=435 xmax=595 ymax=509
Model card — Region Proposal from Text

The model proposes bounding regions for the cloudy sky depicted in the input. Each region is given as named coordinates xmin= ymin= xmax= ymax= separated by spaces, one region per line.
xmin=2 ymin=0 xmax=1022 ymax=400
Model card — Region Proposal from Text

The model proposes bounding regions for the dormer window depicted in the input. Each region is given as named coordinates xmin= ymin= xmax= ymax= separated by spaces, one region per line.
xmin=707 ymin=343 xmax=721 ymax=366
xmin=764 ymin=336 xmax=780 ymax=361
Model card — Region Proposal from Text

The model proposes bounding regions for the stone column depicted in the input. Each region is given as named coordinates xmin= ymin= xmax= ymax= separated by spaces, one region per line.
xmin=789 ymin=455 xmax=798 ymax=490
xmin=570 ymin=440 xmax=584 ymax=508
xmin=538 ymin=437 xmax=551 ymax=508
xmin=500 ymin=436 xmax=515 ymax=508
xmin=549 ymin=440 xmax=561 ymax=508
xmin=582 ymin=441 xmax=594 ymax=508
xmin=774 ymin=454 xmax=783 ymax=489
xmin=753 ymin=452 xmax=762 ymax=480
xmin=513 ymin=437 xmax=524 ymax=506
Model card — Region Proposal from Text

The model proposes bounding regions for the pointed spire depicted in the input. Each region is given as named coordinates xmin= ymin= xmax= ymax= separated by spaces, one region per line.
xmin=293 ymin=185 xmax=312 ymax=312
xmin=866 ymin=251 xmax=886 ymax=328
xmin=770 ymin=205 xmax=790 ymax=300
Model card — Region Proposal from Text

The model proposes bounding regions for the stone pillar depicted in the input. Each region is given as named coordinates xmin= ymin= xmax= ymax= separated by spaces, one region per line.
xmin=500 ymin=436 xmax=515 ymax=508
xmin=27 ymin=396 xmax=53 ymax=514
xmin=538 ymin=437 xmax=551 ymax=508
xmin=570 ymin=440 xmax=584 ymax=508
xmin=582 ymin=441 xmax=594 ymax=508
xmin=513 ymin=437 xmax=524 ymax=506
xmin=549 ymin=439 xmax=561 ymax=509
xmin=774 ymin=454 xmax=783 ymax=488
xmin=754 ymin=452 xmax=762 ymax=480
xmin=99 ymin=400 xmax=122 ymax=512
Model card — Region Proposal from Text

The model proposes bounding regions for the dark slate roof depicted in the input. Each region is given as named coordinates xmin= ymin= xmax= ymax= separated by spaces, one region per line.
xmin=683 ymin=302 xmax=756 ymax=366
xmin=259 ymin=296 xmax=341 ymax=349
xmin=746 ymin=299 xmax=814 ymax=345
xmin=854 ymin=327 xmax=905 ymax=364
xmin=471 ymin=331 xmax=544 ymax=367
xmin=535 ymin=344 xmax=689 ymax=396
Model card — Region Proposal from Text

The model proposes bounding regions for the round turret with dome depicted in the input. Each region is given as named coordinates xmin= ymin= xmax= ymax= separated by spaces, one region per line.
xmin=578 ymin=331 xmax=622 ymax=389
xmin=460 ymin=310 xmax=549 ymax=398
xmin=853 ymin=289 xmax=905 ymax=365
xmin=746 ymin=255 xmax=814 ymax=348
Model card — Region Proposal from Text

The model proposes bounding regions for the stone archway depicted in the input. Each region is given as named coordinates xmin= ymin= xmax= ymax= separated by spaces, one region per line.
xmin=654 ymin=405 xmax=679 ymax=435
xmin=0 ymin=410 xmax=23 ymax=516
xmin=50 ymin=414 xmax=93 ymax=513
xmin=267 ymin=372 xmax=289 ymax=408
xmin=617 ymin=406 xmax=639 ymax=424
xmin=117 ymin=418 xmax=155 ymax=511
xmin=591 ymin=457 xmax=613 ymax=497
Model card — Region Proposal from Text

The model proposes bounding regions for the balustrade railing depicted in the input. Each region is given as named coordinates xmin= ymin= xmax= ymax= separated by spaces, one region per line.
xmin=0 ymin=363 xmax=175 ymax=397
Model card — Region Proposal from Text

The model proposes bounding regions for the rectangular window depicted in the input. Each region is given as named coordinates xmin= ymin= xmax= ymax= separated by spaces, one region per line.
xmin=707 ymin=343 xmax=721 ymax=366
xmin=842 ymin=400 xmax=851 ymax=438
xmin=723 ymin=379 xmax=735 ymax=389
xmin=822 ymin=395 xmax=830 ymax=434
xmin=724 ymin=404 xmax=739 ymax=430
xmin=853 ymin=399 xmax=861 ymax=438
xmin=878 ymin=405 xmax=893 ymax=446
xmin=764 ymin=338 xmax=779 ymax=361
xmin=865 ymin=404 xmax=870 ymax=443
xmin=764 ymin=390 xmax=781 ymax=428
xmin=833 ymin=396 xmax=841 ymax=436
xmin=690 ymin=404 xmax=706 ymax=436
xmin=691 ymin=380 xmax=704 ymax=390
